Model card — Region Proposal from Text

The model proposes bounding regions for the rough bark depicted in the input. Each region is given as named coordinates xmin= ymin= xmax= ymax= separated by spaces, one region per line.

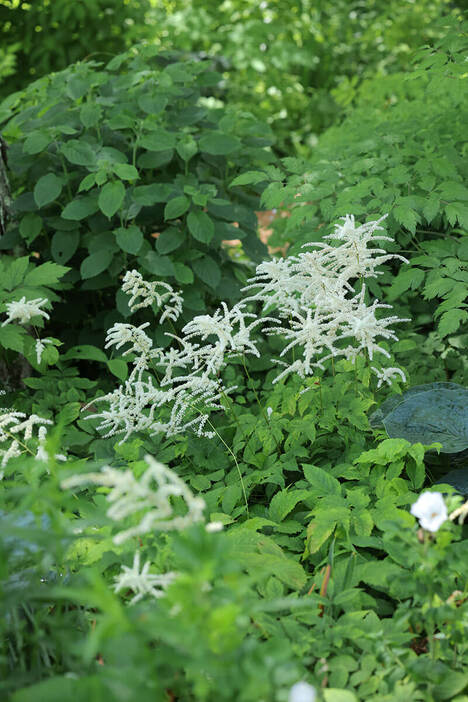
xmin=0 ymin=134 xmax=12 ymax=238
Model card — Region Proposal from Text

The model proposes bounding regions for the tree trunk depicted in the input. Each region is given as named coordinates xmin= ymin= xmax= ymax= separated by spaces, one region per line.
xmin=0 ymin=135 xmax=12 ymax=238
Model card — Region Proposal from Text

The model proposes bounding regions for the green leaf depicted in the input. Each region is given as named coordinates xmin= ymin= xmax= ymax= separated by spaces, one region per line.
xmin=230 ymin=171 xmax=267 ymax=187
xmin=323 ymin=690 xmax=358 ymax=702
xmin=433 ymin=671 xmax=468 ymax=700
xmin=23 ymin=262 xmax=69 ymax=287
xmin=302 ymin=464 xmax=341 ymax=497
xmin=80 ymin=103 xmax=102 ymax=128
xmin=113 ymin=163 xmax=139 ymax=181
xmin=156 ymin=227 xmax=185 ymax=254
xmin=61 ymin=196 xmax=99 ymax=221
xmin=2 ymin=256 xmax=30 ymax=291
xmin=140 ymin=130 xmax=176 ymax=152
xmin=393 ymin=205 xmax=419 ymax=233
xmin=199 ymin=131 xmax=241 ymax=155
xmin=0 ymin=325 xmax=24 ymax=352
xmin=61 ymin=139 xmax=96 ymax=167
xmin=176 ymin=135 xmax=198 ymax=162
xmin=192 ymin=255 xmax=221 ymax=289
xmin=140 ymin=252 xmax=175 ymax=277
xmin=173 ymin=262 xmax=194 ymax=284
xmin=386 ymin=268 xmax=425 ymax=301
xmin=269 ymin=489 xmax=309 ymax=522
xmin=438 ymin=309 xmax=468 ymax=337
xmin=107 ymin=358 xmax=128 ymax=381
xmin=137 ymin=95 xmax=168 ymax=114
xmin=115 ymin=225 xmax=144 ymax=254
xmin=422 ymin=196 xmax=440 ymax=223
xmin=33 ymin=173 xmax=63 ymax=208
xmin=164 ymin=196 xmax=190 ymax=220
xmin=187 ymin=210 xmax=214 ymax=244
xmin=51 ymin=230 xmax=80 ymax=264
xmin=80 ymin=250 xmax=114 ymax=279
xmin=61 ymin=345 xmax=108 ymax=363
xmin=23 ymin=131 xmax=50 ymax=155
xmin=98 ymin=181 xmax=125 ymax=218
xmin=78 ymin=173 xmax=96 ymax=193
xmin=133 ymin=183 xmax=174 ymax=206
xmin=19 ymin=213 xmax=42 ymax=244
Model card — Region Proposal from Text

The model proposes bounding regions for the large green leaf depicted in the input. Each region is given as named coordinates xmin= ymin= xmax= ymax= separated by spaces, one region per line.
xmin=51 ymin=230 xmax=80 ymax=264
xmin=33 ymin=173 xmax=64 ymax=208
xmin=23 ymin=262 xmax=69 ymax=287
xmin=187 ymin=210 xmax=214 ymax=243
xmin=115 ymin=225 xmax=143 ymax=254
xmin=164 ymin=195 xmax=189 ymax=220
xmin=140 ymin=130 xmax=176 ymax=152
xmin=80 ymin=250 xmax=114 ymax=279
xmin=61 ymin=139 xmax=96 ymax=167
xmin=199 ymin=131 xmax=241 ymax=155
xmin=192 ymin=255 xmax=220 ymax=289
xmin=98 ymin=181 xmax=125 ymax=218
xmin=61 ymin=196 xmax=99 ymax=221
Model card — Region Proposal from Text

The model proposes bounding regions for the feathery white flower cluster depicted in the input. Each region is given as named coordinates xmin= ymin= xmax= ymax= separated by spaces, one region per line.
xmin=0 ymin=405 xmax=67 ymax=473
xmin=243 ymin=214 xmax=410 ymax=384
xmin=83 ymin=275 xmax=266 ymax=442
xmin=113 ymin=551 xmax=177 ymax=604
xmin=122 ymin=269 xmax=183 ymax=321
xmin=1 ymin=296 xmax=50 ymax=326
xmin=61 ymin=454 xmax=206 ymax=544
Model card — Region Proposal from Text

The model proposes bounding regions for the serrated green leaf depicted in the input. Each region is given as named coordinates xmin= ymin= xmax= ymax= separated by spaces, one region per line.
xmin=61 ymin=139 xmax=96 ymax=167
xmin=176 ymin=135 xmax=198 ymax=162
xmin=386 ymin=268 xmax=425 ymax=301
xmin=230 ymin=171 xmax=267 ymax=187
xmin=33 ymin=173 xmax=63 ymax=208
xmin=422 ymin=196 xmax=440 ymax=223
xmin=438 ymin=309 xmax=468 ymax=337
xmin=113 ymin=163 xmax=139 ymax=181
xmin=0 ymin=325 xmax=25 ymax=352
xmin=393 ymin=205 xmax=419 ymax=233
xmin=80 ymin=103 xmax=102 ymax=128
xmin=187 ymin=210 xmax=214 ymax=243
xmin=23 ymin=262 xmax=69 ymax=287
xmin=98 ymin=181 xmax=125 ymax=218
xmin=2 ymin=256 xmax=30 ymax=291
xmin=138 ymin=94 xmax=168 ymax=115
xmin=133 ymin=183 xmax=174 ymax=206
xmin=269 ymin=489 xmax=310 ymax=522
xmin=302 ymin=464 xmax=341 ymax=497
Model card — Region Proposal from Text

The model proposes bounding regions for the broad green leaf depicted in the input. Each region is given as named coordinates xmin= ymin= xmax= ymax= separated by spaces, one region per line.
xmin=386 ymin=268 xmax=425 ymax=301
xmin=107 ymin=358 xmax=128 ymax=381
xmin=61 ymin=139 xmax=96 ymax=167
xmin=98 ymin=180 xmax=125 ymax=218
xmin=67 ymin=74 xmax=89 ymax=100
xmin=51 ymin=230 xmax=80 ymax=264
xmin=173 ymin=262 xmax=194 ymax=284
xmin=138 ymin=95 xmax=168 ymax=114
xmin=199 ymin=131 xmax=241 ymax=155
xmin=422 ymin=196 xmax=440 ymax=223
xmin=230 ymin=171 xmax=267 ymax=187
xmin=23 ymin=262 xmax=69 ymax=287
xmin=156 ymin=227 xmax=185 ymax=254
xmin=268 ymin=489 xmax=310 ymax=522
xmin=61 ymin=345 xmax=108 ymax=363
xmin=192 ymin=255 xmax=221 ymax=289
xmin=19 ymin=213 xmax=42 ymax=244
xmin=140 ymin=251 xmax=175 ymax=277
xmin=164 ymin=195 xmax=189 ymax=220
xmin=0 ymin=325 xmax=24 ymax=352
xmin=33 ymin=173 xmax=63 ymax=208
xmin=187 ymin=210 xmax=214 ymax=243
xmin=80 ymin=103 xmax=102 ymax=128
xmin=78 ymin=173 xmax=96 ymax=192
xmin=438 ymin=309 xmax=468 ymax=337
xmin=140 ymin=130 xmax=176 ymax=152
xmin=393 ymin=205 xmax=419 ymax=233
xmin=302 ymin=464 xmax=341 ymax=497
xmin=176 ymin=135 xmax=198 ymax=162
xmin=23 ymin=131 xmax=50 ymax=155
xmin=133 ymin=183 xmax=174 ymax=205
xmin=306 ymin=518 xmax=336 ymax=554
xmin=115 ymin=225 xmax=144 ymax=254
xmin=113 ymin=163 xmax=139 ymax=181
xmin=80 ymin=249 xmax=114 ymax=279
xmin=61 ymin=196 xmax=99 ymax=221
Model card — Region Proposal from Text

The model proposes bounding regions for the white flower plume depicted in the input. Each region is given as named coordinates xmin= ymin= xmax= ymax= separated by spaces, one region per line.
xmin=2 ymin=297 xmax=50 ymax=326
xmin=113 ymin=551 xmax=177 ymax=604
xmin=61 ymin=454 xmax=206 ymax=544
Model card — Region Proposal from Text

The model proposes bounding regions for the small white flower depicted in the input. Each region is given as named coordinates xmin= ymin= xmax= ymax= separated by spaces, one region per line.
xmin=288 ymin=681 xmax=316 ymax=702
xmin=371 ymin=366 xmax=407 ymax=388
xmin=113 ymin=551 xmax=177 ymax=605
xmin=2 ymin=297 xmax=50 ymax=326
xmin=266 ymin=406 xmax=273 ymax=418
xmin=411 ymin=492 xmax=448 ymax=533
xmin=35 ymin=338 xmax=53 ymax=364
xmin=205 ymin=521 xmax=224 ymax=533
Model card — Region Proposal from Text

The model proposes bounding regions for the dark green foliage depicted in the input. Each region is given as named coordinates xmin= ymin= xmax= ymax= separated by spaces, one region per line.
xmin=0 ymin=47 xmax=274 ymax=350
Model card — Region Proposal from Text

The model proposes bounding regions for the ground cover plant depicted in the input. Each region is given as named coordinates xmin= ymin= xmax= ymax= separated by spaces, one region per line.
xmin=0 ymin=9 xmax=467 ymax=702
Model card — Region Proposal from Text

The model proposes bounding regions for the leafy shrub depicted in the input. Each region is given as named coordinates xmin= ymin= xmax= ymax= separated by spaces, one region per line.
xmin=0 ymin=0 xmax=152 ymax=98
xmin=145 ymin=0 xmax=463 ymax=155
xmin=0 ymin=46 xmax=274 ymax=356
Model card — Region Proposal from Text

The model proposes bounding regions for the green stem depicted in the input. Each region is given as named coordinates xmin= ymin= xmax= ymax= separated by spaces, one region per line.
xmin=205 ymin=416 xmax=249 ymax=517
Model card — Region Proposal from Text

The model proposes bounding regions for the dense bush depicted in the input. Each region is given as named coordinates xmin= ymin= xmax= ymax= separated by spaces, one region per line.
xmin=0 ymin=46 xmax=274 ymax=359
